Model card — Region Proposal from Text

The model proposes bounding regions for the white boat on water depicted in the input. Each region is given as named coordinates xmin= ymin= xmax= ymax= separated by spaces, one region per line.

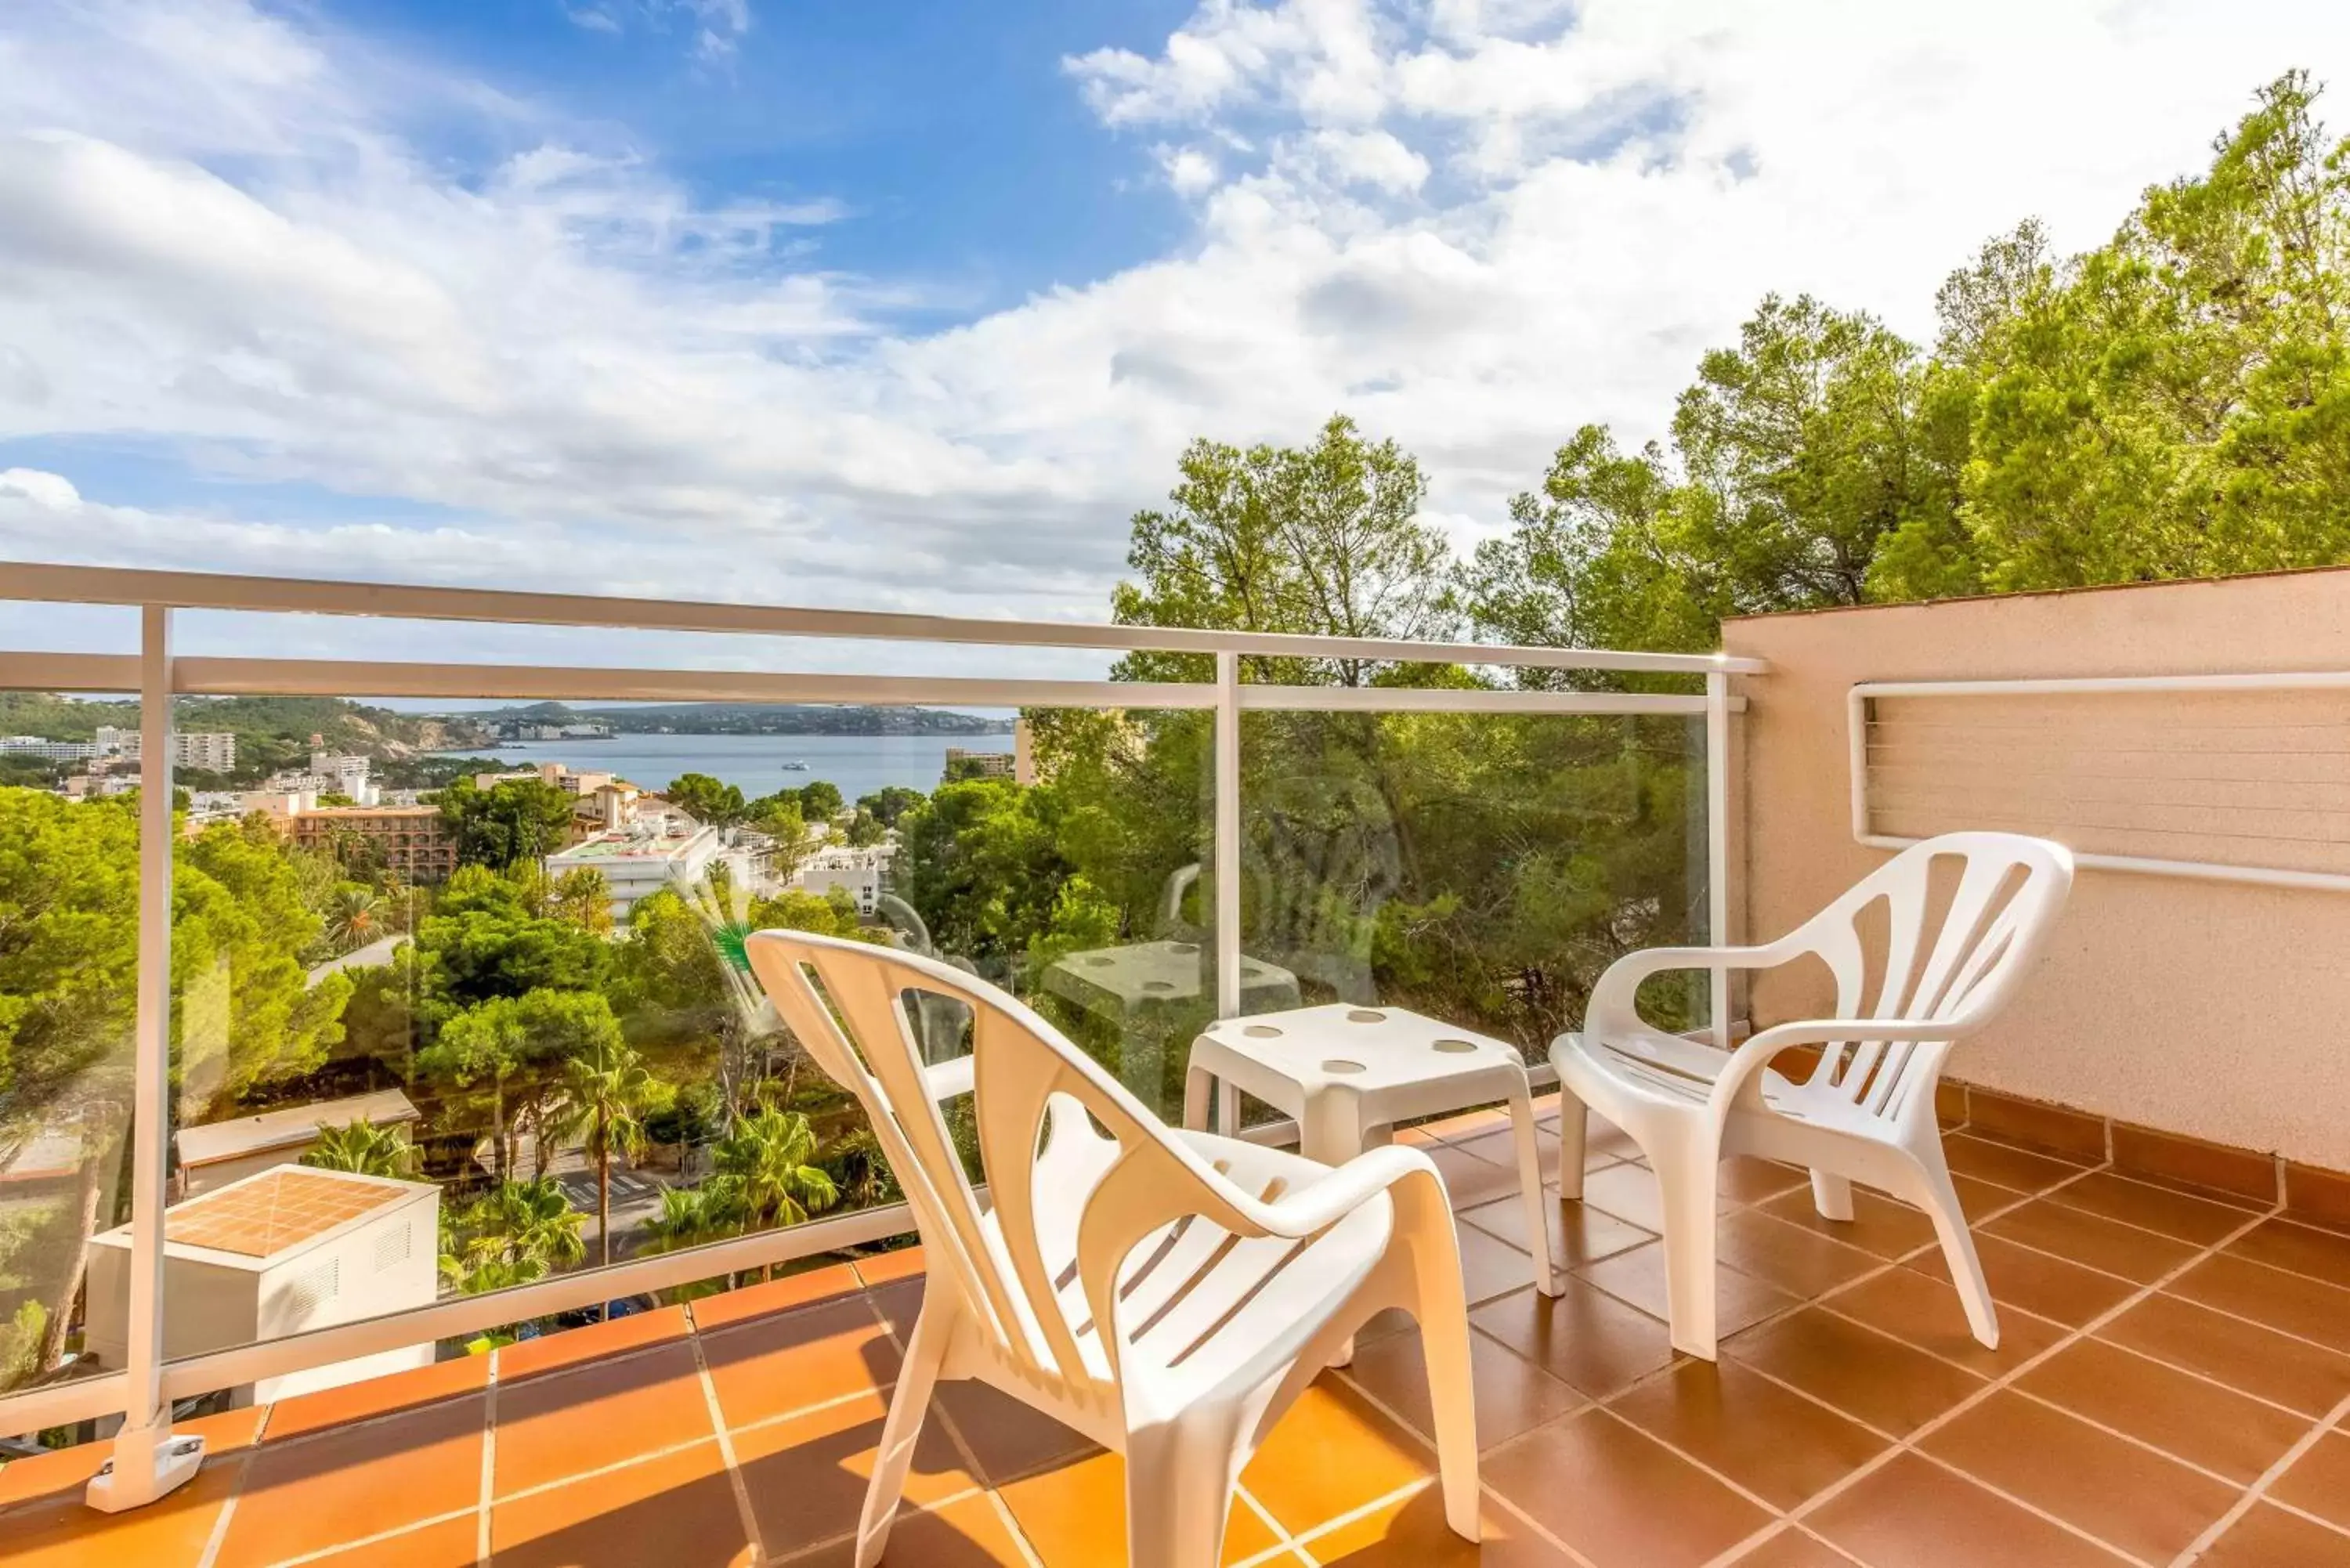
xmin=779 ymin=761 xmax=811 ymax=771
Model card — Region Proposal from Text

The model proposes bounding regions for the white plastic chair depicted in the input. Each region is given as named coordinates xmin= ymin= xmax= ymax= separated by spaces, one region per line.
xmin=743 ymin=930 xmax=1480 ymax=1568
xmin=1549 ymin=833 xmax=2073 ymax=1360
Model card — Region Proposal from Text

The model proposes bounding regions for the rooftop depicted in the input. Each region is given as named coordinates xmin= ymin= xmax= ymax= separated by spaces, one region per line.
xmin=175 ymin=1090 xmax=420 ymax=1169
xmin=10 ymin=1100 xmax=2348 ymax=1567
xmin=91 ymin=1168 xmax=427 ymax=1264
xmin=549 ymin=826 xmax=713 ymax=864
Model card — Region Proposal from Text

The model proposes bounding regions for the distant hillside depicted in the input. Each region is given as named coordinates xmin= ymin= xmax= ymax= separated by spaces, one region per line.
xmin=457 ymin=701 xmax=1016 ymax=736
xmin=0 ymin=693 xmax=495 ymax=782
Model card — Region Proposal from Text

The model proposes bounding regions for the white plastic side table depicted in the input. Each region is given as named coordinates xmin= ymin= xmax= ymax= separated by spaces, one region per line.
xmin=1184 ymin=1003 xmax=1562 ymax=1299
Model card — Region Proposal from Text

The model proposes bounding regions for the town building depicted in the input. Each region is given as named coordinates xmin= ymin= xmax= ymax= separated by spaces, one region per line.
xmin=943 ymin=746 xmax=1017 ymax=782
xmin=0 ymin=735 xmax=99 ymax=762
xmin=289 ymin=804 xmax=458 ymax=883
xmin=471 ymin=762 xmax=642 ymax=839
xmin=308 ymin=751 xmax=378 ymax=804
xmin=96 ymin=729 xmax=238 ymax=772
xmin=793 ymin=841 xmax=895 ymax=916
xmin=544 ymin=818 xmax=747 ymax=919
xmin=175 ymin=1089 xmax=421 ymax=1198
xmin=83 ymin=1165 xmax=439 ymax=1406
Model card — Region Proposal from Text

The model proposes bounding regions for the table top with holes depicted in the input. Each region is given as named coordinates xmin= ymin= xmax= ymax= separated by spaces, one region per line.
xmin=1190 ymin=1002 xmax=1531 ymax=1125
xmin=1042 ymin=939 xmax=1301 ymax=1014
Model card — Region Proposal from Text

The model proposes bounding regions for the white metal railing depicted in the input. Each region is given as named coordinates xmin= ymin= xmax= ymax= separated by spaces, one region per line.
xmin=1850 ymin=674 xmax=2350 ymax=893
xmin=0 ymin=561 xmax=1760 ymax=1498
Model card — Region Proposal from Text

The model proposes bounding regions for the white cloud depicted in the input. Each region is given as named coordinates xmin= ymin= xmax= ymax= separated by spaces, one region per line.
xmin=1312 ymin=128 xmax=1428 ymax=192
xmin=2 ymin=0 xmax=2348 ymax=671
xmin=0 ymin=468 xmax=80 ymax=509
xmin=1161 ymin=145 xmax=1223 ymax=195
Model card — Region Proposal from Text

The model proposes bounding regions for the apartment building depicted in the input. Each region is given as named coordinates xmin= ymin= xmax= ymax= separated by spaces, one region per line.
xmin=93 ymin=728 xmax=239 ymax=772
xmin=289 ymin=804 xmax=458 ymax=883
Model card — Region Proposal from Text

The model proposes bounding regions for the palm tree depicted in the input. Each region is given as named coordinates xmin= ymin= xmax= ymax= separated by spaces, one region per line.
xmin=438 ymin=1177 xmax=586 ymax=1295
xmin=327 ymin=885 xmax=382 ymax=952
xmin=301 ymin=1118 xmax=420 ymax=1180
xmin=551 ymin=867 xmax=613 ymax=934
xmin=712 ymin=1104 xmax=838 ymax=1278
xmin=547 ymin=1041 xmax=656 ymax=1274
xmin=641 ymin=1180 xmax=750 ymax=1301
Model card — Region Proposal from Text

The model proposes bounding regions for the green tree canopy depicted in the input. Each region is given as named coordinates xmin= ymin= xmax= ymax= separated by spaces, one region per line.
xmin=439 ymin=777 xmax=577 ymax=869
xmin=1466 ymin=74 xmax=2350 ymax=651
xmin=1112 ymin=413 xmax=1454 ymax=684
xmin=665 ymin=773 xmax=747 ymax=828
xmin=796 ymin=780 xmax=844 ymax=821
xmin=856 ymin=786 xmax=924 ymax=827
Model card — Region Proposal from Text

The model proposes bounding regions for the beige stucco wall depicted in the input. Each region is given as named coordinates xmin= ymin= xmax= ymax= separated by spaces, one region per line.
xmin=1723 ymin=568 xmax=2350 ymax=1170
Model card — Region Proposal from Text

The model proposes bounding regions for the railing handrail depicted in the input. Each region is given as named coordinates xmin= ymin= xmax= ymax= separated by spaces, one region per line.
xmin=0 ymin=561 xmax=1769 ymax=676
xmin=0 ymin=651 xmax=1743 ymax=715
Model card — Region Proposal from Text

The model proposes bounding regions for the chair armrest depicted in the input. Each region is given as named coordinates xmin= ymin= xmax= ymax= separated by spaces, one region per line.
xmin=1585 ymin=942 xmax=1790 ymax=1033
xmin=1245 ymin=1145 xmax=1448 ymax=1239
xmin=1706 ymin=1015 xmax=1961 ymax=1112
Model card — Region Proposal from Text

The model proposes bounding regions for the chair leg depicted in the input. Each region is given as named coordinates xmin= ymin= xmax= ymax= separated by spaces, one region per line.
xmin=1922 ymin=1169 xmax=2000 ymax=1349
xmin=1506 ymin=1080 xmax=1560 ymax=1295
xmin=1653 ymin=1152 xmax=1721 ymax=1360
xmin=855 ymin=1299 xmax=949 ymax=1568
xmin=1554 ymin=1093 xmax=1589 ymax=1201
xmin=1126 ymin=1416 xmax=1242 ymax=1568
xmin=1394 ymin=1170 xmax=1480 ymax=1542
xmin=1182 ymin=1064 xmax=1211 ymax=1133
xmin=1810 ymin=1170 xmax=1855 ymax=1223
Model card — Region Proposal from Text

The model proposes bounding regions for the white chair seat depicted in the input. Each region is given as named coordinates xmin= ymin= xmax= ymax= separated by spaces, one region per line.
xmin=1549 ymin=833 xmax=2073 ymax=1361
xmin=744 ymin=929 xmax=1479 ymax=1568
xmin=974 ymin=1133 xmax=1395 ymax=1416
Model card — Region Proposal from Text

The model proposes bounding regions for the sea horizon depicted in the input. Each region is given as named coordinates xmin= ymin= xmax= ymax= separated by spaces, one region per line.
xmin=432 ymin=731 xmax=1008 ymax=801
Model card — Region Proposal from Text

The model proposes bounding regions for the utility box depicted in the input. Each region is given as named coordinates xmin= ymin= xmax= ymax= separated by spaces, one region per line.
xmin=85 ymin=1165 xmax=440 ymax=1404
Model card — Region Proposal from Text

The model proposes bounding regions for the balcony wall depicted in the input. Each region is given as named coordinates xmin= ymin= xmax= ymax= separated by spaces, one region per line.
xmin=1725 ymin=566 xmax=2350 ymax=1172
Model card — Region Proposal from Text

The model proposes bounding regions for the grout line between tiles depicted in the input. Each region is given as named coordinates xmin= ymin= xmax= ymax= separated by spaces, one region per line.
xmin=1771 ymin=1193 xmax=2281 ymax=1565
xmin=858 ymin=1281 xmax=1047 ymax=1568
xmin=194 ymin=1400 xmax=272 ymax=1568
xmin=2257 ymin=1494 xmax=2350 ymax=1544
xmin=689 ymin=1324 xmax=768 ymax=1568
xmin=1327 ymin=1364 xmax=1602 ymax=1568
xmin=2169 ymin=1387 xmax=2350 ymax=1565
xmin=256 ymin=1504 xmax=486 ymax=1568
xmin=477 ymin=1350 xmax=498 ymax=1568
xmin=1275 ymin=1475 xmax=1430 ymax=1567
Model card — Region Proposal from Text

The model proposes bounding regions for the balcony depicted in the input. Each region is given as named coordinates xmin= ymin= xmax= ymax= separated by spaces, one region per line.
xmin=5 ymin=1097 xmax=2348 ymax=1566
xmin=4 ymin=562 xmax=2350 ymax=1566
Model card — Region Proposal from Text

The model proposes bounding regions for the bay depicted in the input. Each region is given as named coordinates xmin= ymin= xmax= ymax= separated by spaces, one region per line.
xmin=435 ymin=732 xmax=1008 ymax=802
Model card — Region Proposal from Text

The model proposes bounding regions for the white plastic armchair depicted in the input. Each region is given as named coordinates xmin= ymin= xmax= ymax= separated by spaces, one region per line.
xmin=1549 ymin=833 xmax=2073 ymax=1360
xmin=742 ymin=929 xmax=1480 ymax=1568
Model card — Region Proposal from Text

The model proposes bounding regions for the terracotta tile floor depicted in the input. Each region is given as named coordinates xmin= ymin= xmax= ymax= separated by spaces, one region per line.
xmin=7 ymin=1100 xmax=2350 ymax=1566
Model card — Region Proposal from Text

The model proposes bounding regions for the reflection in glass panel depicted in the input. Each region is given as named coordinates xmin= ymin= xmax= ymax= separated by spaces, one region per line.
xmin=0 ymin=689 xmax=143 ymax=1440
xmin=1239 ymin=709 xmax=1709 ymax=1056
xmin=60 ymin=690 xmax=1218 ymax=1425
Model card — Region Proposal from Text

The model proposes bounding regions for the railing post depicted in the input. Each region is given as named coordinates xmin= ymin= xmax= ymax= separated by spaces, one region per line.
xmin=1214 ymin=652 xmax=1242 ymax=1024
xmin=88 ymin=605 xmax=202 ymax=1511
xmin=1705 ymin=667 xmax=1733 ymax=1050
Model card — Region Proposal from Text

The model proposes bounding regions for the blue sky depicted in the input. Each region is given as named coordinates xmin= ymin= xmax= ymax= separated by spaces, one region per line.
xmin=324 ymin=0 xmax=1200 ymax=315
xmin=2 ymin=0 xmax=2347 ymax=674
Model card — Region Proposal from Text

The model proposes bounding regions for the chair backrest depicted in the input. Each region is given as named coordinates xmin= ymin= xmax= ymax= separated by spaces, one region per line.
xmin=1781 ymin=833 xmax=2073 ymax=1119
xmin=742 ymin=928 xmax=1215 ymax=1412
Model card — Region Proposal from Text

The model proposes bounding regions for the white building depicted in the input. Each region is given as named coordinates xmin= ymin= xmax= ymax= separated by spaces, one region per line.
xmin=308 ymin=751 xmax=378 ymax=805
xmin=794 ymin=842 xmax=895 ymax=916
xmin=544 ymin=820 xmax=748 ymax=919
xmin=0 ymin=735 xmax=99 ymax=762
xmin=84 ymin=1165 xmax=439 ymax=1405
xmin=174 ymin=1089 xmax=422 ymax=1198
xmin=98 ymin=729 xmax=239 ymax=772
